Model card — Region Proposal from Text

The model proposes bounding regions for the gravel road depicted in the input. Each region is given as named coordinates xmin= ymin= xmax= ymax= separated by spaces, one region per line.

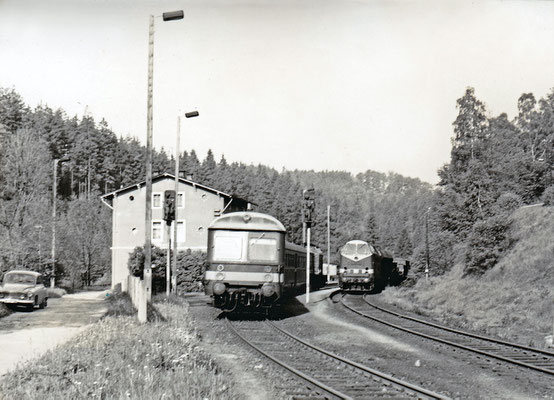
xmin=0 ymin=291 xmax=109 ymax=377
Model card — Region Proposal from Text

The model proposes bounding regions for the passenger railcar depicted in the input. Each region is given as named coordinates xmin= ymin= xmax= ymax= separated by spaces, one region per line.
xmin=338 ymin=240 xmax=409 ymax=292
xmin=204 ymin=211 xmax=324 ymax=311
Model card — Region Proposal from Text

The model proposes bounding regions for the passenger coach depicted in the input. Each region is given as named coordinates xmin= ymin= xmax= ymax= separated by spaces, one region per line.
xmin=204 ymin=211 xmax=323 ymax=311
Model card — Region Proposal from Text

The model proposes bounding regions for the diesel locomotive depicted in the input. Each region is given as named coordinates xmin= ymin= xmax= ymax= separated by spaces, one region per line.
xmin=338 ymin=240 xmax=409 ymax=292
xmin=204 ymin=211 xmax=324 ymax=311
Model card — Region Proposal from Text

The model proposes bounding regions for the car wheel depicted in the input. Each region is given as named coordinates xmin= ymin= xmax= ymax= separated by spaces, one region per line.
xmin=39 ymin=297 xmax=47 ymax=309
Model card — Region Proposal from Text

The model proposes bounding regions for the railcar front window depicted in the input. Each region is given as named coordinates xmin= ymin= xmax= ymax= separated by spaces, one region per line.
xmin=248 ymin=237 xmax=277 ymax=262
xmin=213 ymin=234 xmax=244 ymax=261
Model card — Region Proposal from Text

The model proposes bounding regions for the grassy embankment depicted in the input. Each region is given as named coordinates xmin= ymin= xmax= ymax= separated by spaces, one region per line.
xmin=382 ymin=205 xmax=554 ymax=348
xmin=0 ymin=292 xmax=239 ymax=399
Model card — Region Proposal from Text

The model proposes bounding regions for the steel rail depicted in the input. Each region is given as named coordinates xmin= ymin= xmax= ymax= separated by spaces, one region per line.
xmin=266 ymin=320 xmax=449 ymax=400
xmin=226 ymin=318 xmax=352 ymax=400
xmin=362 ymin=295 xmax=554 ymax=358
xmin=340 ymin=295 xmax=554 ymax=376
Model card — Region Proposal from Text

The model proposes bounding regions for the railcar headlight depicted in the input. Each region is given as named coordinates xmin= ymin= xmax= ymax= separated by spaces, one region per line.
xmin=261 ymin=284 xmax=275 ymax=297
xmin=216 ymin=272 xmax=225 ymax=281
xmin=217 ymin=264 xmax=225 ymax=271
xmin=264 ymin=274 xmax=273 ymax=283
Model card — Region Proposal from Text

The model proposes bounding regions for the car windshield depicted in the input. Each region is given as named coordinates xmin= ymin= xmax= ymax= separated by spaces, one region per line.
xmin=4 ymin=273 xmax=36 ymax=284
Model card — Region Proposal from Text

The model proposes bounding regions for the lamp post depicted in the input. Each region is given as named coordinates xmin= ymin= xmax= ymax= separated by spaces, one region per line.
xmin=141 ymin=10 xmax=184 ymax=322
xmin=51 ymin=158 xmax=69 ymax=288
xmin=172 ymin=110 xmax=199 ymax=294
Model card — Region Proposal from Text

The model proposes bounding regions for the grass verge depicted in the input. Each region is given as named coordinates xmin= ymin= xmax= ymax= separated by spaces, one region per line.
xmin=0 ymin=294 xmax=239 ymax=399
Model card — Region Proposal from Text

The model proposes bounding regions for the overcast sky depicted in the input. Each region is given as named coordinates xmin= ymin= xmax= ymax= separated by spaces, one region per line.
xmin=1 ymin=0 xmax=554 ymax=184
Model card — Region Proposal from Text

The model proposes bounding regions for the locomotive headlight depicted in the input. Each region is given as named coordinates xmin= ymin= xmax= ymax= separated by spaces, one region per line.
xmin=213 ymin=282 xmax=226 ymax=295
xmin=264 ymin=274 xmax=273 ymax=283
xmin=216 ymin=272 xmax=225 ymax=281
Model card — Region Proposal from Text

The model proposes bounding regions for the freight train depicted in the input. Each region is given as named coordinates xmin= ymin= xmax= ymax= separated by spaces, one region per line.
xmin=338 ymin=240 xmax=409 ymax=292
xmin=203 ymin=211 xmax=325 ymax=311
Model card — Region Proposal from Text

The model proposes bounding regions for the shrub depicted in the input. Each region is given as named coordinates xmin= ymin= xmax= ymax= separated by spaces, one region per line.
xmin=465 ymin=215 xmax=511 ymax=275
xmin=127 ymin=246 xmax=207 ymax=294
xmin=495 ymin=192 xmax=522 ymax=213
xmin=541 ymin=185 xmax=554 ymax=206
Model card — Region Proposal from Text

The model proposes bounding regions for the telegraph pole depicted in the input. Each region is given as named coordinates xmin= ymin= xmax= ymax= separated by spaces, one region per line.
xmin=425 ymin=207 xmax=430 ymax=280
xmin=327 ymin=204 xmax=330 ymax=283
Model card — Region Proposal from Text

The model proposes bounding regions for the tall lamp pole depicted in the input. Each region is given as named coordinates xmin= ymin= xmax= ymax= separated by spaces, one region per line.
xmin=51 ymin=158 xmax=69 ymax=288
xmin=172 ymin=110 xmax=199 ymax=294
xmin=141 ymin=10 xmax=184 ymax=323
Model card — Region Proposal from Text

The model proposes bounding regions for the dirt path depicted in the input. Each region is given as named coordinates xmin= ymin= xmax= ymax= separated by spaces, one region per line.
xmin=0 ymin=291 xmax=109 ymax=377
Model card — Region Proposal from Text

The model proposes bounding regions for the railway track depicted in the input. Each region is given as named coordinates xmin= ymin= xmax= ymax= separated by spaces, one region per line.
xmin=226 ymin=317 xmax=449 ymax=400
xmin=340 ymin=294 xmax=554 ymax=377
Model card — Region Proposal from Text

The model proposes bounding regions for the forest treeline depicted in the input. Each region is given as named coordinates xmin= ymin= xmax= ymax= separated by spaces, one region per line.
xmin=0 ymin=86 xmax=552 ymax=288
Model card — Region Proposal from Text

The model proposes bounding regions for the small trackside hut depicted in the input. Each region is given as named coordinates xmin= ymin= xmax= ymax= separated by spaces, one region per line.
xmin=204 ymin=211 xmax=324 ymax=311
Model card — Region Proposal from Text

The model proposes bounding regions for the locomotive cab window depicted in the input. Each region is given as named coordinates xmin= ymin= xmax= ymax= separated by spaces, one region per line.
xmin=357 ymin=243 xmax=371 ymax=255
xmin=342 ymin=242 xmax=357 ymax=255
xmin=248 ymin=236 xmax=277 ymax=262
xmin=213 ymin=232 xmax=244 ymax=261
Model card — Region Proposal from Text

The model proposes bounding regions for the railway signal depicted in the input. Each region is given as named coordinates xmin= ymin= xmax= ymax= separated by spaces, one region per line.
xmin=302 ymin=188 xmax=315 ymax=227
xmin=302 ymin=188 xmax=315 ymax=303
xmin=163 ymin=190 xmax=176 ymax=224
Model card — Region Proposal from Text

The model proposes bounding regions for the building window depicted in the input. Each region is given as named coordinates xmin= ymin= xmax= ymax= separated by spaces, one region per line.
xmin=170 ymin=220 xmax=186 ymax=243
xmin=177 ymin=192 xmax=184 ymax=208
xmin=152 ymin=221 xmax=163 ymax=242
xmin=152 ymin=193 xmax=162 ymax=208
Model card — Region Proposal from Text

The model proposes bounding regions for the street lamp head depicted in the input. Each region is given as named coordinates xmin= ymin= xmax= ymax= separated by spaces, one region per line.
xmin=162 ymin=10 xmax=184 ymax=21
xmin=185 ymin=111 xmax=199 ymax=118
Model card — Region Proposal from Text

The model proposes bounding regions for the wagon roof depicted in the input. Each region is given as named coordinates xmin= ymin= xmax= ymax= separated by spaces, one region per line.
xmin=208 ymin=212 xmax=286 ymax=232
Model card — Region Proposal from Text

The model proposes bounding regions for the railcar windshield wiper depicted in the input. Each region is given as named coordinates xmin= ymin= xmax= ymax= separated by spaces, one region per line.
xmin=250 ymin=232 xmax=265 ymax=245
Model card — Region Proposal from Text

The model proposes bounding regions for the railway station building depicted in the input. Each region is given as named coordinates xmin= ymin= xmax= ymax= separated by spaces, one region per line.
xmin=101 ymin=173 xmax=250 ymax=289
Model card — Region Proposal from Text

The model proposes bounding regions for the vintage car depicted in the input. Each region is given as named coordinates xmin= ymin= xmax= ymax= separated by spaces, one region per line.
xmin=0 ymin=270 xmax=48 ymax=311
